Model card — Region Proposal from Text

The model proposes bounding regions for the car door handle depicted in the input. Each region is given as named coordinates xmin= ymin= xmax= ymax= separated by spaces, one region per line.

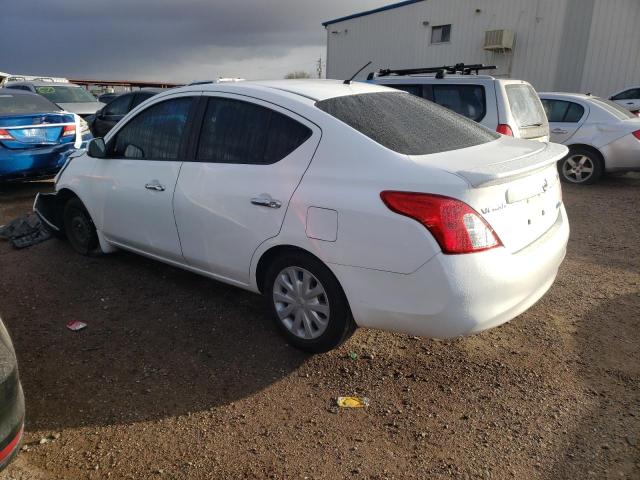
xmin=251 ymin=194 xmax=281 ymax=209
xmin=145 ymin=182 xmax=165 ymax=192
xmin=626 ymin=102 xmax=635 ymax=105
xmin=551 ymin=128 xmax=568 ymax=134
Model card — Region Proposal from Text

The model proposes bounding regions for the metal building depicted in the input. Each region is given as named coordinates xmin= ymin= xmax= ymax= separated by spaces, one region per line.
xmin=323 ymin=0 xmax=640 ymax=96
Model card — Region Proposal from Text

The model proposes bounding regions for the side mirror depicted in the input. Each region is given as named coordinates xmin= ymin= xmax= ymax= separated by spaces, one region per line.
xmin=87 ymin=138 xmax=106 ymax=158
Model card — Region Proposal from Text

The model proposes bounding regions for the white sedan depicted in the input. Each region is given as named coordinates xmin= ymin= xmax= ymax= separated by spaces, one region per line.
xmin=540 ymin=92 xmax=640 ymax=184
xmin=610 ymin=86 xmax=640 ymax=115
xmin=35 ymin=80 xmax=569 ymax=352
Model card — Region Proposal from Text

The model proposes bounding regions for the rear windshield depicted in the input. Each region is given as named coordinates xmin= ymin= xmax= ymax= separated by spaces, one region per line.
xmin=591 ymin=98 xmax=636 ymax=120
xmin=35 ymin=85 xmax=97 ymax=104
xmin=315 ymin=92 xmax=498 ymax=155
xmin=505 ymin=84 xmax=547 ymax=128
xmin=0 ymin=93 xmax=61 ymax=115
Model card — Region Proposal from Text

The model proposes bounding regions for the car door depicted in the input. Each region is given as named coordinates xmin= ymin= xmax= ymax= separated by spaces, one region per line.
xmin=541 ymin=99 xmax=586 ymax=143
xmin=611 ymin=88 xmax=640 ymax=112
xmin=92 ymin=94 xmax=198 ymax=261
xmin=173 ymin=94 xmax=321 ymax=285
xmin=94 ymin=93 xmax=132 ymax=137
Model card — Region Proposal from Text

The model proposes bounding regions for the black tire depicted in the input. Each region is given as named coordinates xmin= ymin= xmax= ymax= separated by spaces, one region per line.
xmin=558 ymin=147 xmax=604 ymax=185
xmin=63 ymin=197 xmax=98 ymax=255
xmin=264 ymin=252 xmax=356 ymax=353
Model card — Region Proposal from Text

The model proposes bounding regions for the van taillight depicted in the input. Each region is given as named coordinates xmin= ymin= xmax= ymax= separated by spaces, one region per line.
xmin=380 ymin=191 xmax=503 ymax=254
xmin=632 ymin=130 xmax=640 ymax=140
xmin=496 ymin=124 xmax=514 ymax=136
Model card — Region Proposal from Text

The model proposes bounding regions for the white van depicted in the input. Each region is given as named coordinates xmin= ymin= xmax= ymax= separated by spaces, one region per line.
xmin=367 ymin=64 xmax=549 ymax=142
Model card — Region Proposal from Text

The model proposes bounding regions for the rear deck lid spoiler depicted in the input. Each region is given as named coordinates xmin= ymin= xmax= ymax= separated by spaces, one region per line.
xmin=456 ymin=142 xmax=568 ymax=187
xmin=409 ymin=138 xmax=568 ymax=188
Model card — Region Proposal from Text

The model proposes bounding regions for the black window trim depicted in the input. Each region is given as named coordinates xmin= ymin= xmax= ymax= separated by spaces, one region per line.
xmin=190 ymin=93 xmax=317 ymax=165
xmin=105 ymin=95 xmax=200 ymax=161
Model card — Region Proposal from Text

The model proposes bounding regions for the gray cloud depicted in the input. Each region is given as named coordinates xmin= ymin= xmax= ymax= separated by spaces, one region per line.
xmin=0 ymin=0 xmax=384 ymax=82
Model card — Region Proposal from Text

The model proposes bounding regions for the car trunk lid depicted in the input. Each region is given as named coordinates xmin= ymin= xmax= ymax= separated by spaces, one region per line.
xmin=0 ymin=113 xmax=75 ymax=149
xmin=409 ymin=138 xmax=567 ymax=252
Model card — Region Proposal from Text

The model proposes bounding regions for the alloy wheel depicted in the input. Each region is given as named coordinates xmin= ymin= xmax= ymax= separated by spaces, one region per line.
xmin=562 ymin=154 xmax=595 ymax=183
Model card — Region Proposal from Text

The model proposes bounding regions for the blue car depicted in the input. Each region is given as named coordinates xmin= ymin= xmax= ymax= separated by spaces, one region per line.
xmin=0 ymin=88 xmax=91 ymax=182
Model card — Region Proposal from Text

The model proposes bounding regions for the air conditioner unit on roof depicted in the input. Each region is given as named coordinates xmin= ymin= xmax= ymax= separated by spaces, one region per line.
xmin=484 ymin=30 xmax=515 ymax=51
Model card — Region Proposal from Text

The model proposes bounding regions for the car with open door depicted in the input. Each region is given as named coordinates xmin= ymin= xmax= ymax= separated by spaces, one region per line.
xmin=540 ymin=92 xmax=640 ymax=184
xmin=35 ymin=80 xmax=569 ymax=353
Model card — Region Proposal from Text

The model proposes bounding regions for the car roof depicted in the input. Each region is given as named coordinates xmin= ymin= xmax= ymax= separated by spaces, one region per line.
xmin=167 ymin=79 xmax=393 ymax=103
xmin=6 ymin=80 xmax=80 ymax=87
xmin=539 ymin=92 xmax=599 ymax=101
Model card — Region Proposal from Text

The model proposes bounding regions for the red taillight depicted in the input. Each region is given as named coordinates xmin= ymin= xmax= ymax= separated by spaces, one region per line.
xmin=632 ymin=130 xmax=640 ymax=140
xmin=496 ymin=124 xmax=514 ymax=136
xmin=380 ymin=191 xmax=503 ymax=254
xmin=62 ymin=125 xmax=76 ymax=137
xmin=0 ymin=128 xmax=14 ymax=141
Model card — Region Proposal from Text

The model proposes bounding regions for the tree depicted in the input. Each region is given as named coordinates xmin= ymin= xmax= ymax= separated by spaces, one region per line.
xmin=284 ymin=71 xmax=311 ymax=79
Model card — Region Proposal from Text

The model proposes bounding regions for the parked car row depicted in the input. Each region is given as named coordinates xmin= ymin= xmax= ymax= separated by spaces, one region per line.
xmin=367 ymin=64 xmax=640 ymax=185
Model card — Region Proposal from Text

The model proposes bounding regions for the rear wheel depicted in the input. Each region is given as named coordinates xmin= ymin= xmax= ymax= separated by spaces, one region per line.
xmin=558 ymin=147 xmax=604 ymax=185
xmin=264 ymin=252 xmax=355 ymax=353
xmin=63 ymin=197 xmax=98 ymax=255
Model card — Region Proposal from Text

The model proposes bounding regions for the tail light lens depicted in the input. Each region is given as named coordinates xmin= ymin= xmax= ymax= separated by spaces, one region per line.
xmin=380 ymin=191 xmax=503 ymax=254
xmin=632 ymin=130 xmax=640 ymax=140
xmin=61 ymin=125 xmax=76 ymax=137
xmin=496 ymin=124 xmax=514 ymax=136
xmin=0 ymin=129 xmax=14 ymax=141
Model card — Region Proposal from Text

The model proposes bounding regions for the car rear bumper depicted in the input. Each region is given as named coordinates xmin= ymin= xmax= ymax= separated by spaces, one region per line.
xmin=332 ymin=205 xmax=569 ymax=338
xmin=0 ymin=143 xmax=75 ymax=181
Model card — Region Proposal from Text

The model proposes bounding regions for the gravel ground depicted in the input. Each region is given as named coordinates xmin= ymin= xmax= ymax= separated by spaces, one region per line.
xmin=0 ymin=175 xmax=638 ymax=480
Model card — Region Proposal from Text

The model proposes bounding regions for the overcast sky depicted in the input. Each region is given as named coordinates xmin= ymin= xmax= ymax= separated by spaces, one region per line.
xmin=0 ymin=0 xmax=386 ymax=82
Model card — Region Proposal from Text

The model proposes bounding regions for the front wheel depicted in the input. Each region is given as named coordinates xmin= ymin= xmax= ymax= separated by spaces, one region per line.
xmin=558 ymin=148 xmax=604 ymax=185
xmin=63 ymin=197 xmax=98 ymax=255
xmin=264 ymin=252 xmax=355 ymax=353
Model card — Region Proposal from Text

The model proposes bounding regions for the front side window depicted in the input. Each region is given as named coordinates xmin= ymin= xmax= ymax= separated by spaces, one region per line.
xmin=316 ymin=91 xmax=498 ymax=156
xmin=110 ymin=97 xmax=192 ymax=160
xmin=104 ymin=94 xmax=131 ymax=116
xmin=197 ymin=97 xmax=312 ymax=164
xmin=431 ymin=24 xmax=451 ymax=44
xmin=432 ymin=85 xmax=486 ymax=121
xmin=35 ymin=85 xmax=98 ymax=103
xmin=131 ymin=92 xmax=156 ymax=109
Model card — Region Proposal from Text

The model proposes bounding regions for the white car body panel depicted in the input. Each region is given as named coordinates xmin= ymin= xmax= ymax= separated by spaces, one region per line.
xmin=52 ymin=80 xmax=570 ymax=339
xmin=540 ymin=92 xmax=640 ymax=173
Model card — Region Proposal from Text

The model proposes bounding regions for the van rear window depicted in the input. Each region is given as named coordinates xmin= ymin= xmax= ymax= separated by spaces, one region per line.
xmin=505 ymin=84 xmax=547 ymax=128
xmin=315 ymin=92 xmax=498 ymax=155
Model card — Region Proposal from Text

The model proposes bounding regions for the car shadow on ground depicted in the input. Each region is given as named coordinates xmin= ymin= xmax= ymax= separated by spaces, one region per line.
xmin=546 ymin=292 xmax=640 ymax=478
xmin=0 ymin=239 xmax=309 ymax=432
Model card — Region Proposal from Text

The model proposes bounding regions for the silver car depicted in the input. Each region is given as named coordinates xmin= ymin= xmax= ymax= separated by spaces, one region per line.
xmin=540 ymin=92 xmax=640 ymax=184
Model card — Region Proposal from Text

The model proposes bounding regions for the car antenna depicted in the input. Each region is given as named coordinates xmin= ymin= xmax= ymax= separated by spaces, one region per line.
xmin=344 ymin=61 xmax=372 ymax=85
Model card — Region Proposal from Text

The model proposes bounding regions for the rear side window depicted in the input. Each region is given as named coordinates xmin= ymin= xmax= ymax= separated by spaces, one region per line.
xmin=432 ymin=85 xmax=486 ymax=121
xmin=505 ymin=84 xmax=547 ymax=128
xmin=0 ymin=93 xmax=61 ymax=115
xmin=316 ymin=92 xmax=499 ymax=156
xmin=197 ymin=98 xmax=312 ymax=164
xmin=541 ymin=99 xmax=585 ymax=123
xmin=111 ymin=97 xmax=192 ymax=160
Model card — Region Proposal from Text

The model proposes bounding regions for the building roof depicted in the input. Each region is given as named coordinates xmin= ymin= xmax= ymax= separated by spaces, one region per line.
xmin=322 ymin=0 xmax=424 ymax=27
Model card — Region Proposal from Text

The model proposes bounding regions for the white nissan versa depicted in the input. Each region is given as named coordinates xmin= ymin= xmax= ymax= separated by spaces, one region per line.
xmin=35 ymin=80 xmax=570 ymax=352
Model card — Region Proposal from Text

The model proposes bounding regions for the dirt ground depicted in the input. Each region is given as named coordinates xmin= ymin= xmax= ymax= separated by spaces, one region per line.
xmin=0 ymin=176 xmax=638 ymax=480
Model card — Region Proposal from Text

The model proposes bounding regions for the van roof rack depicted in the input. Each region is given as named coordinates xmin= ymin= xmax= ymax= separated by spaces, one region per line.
xmin=367 ymin=63 xmax=496 ymax=80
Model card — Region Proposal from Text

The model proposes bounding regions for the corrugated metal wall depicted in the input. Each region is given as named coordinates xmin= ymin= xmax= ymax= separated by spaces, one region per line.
xmin=325 ymin=0 xmax=640 ymax=96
